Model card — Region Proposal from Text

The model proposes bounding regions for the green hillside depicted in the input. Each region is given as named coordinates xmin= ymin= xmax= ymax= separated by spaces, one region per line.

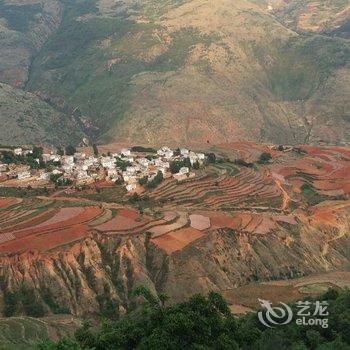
xmin=0 ymin=315 xmax=79 ymax=350
xmin=0 ymin=83 xmax=84 ymax=146
xmin=0 ymin=0 xmax=349 ymax=145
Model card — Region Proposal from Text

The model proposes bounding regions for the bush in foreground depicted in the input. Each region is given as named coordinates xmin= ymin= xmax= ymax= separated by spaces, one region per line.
xmin=36 ymin=288 xmax=350 ymax=350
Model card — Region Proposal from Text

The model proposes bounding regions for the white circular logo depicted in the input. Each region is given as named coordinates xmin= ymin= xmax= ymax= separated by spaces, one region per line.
xmin=258 ymin=299 xmax=293 ymax=328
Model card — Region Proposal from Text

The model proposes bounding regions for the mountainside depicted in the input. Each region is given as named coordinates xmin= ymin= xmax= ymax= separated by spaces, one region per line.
xmin=0 ymin=83 xmax=84 ymax=146
xmin=0 ymin=0 xmax=349 ymax=145
xmin=1 ymin=214 xmax=349 ymax=318
xmin=0 ymin=143 xmax=349 ymax=318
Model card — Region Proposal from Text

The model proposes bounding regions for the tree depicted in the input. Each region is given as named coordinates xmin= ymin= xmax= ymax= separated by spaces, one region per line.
xmin=147 ymin=171 xmax=163 ymax=189
xmin=32 ymin=146 xmax=43 ymax=159
xmin=57 ymin=147 xmax=64 ymax=156
xmin=170 ymin=161 xmax=182 ymax=174
xmin=50 ymin=173 xmax=62 ymax=184
xmin=35 ymin=288 xmax=350 ymax=350
xmin=138 ymin=176 xmax=148 ymax=186
xmin=258 ymin=152 xmax=272 ymax=164
xmin=129 ymin=193 xmax=140 ymax=204
xmin=92 ymin=144 xmax=99 ymax=156
xmin=193 ymin=160 xmax=200 ymax=170
xmin=206 ymin=152 xmax=216 ymax=163
xmin=65 ymin=145 xmax=76 ymax=156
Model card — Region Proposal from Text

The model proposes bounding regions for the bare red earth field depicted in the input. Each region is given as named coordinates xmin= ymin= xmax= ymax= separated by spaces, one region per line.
xmin=151 ymin=227 xmax=204 ymax=254
xmin=0 ymin=197 xmax=20 ymax=209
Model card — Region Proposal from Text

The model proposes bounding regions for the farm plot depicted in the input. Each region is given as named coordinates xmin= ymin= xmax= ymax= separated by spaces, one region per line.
xmin=151 ymin=227 xmax=204 ymax=254
xmin=0 ymin=206 xmax=103 ymax=254
xmin=149 ymin=167 xmax=282 ymax=209
xmin=274 ymin=146 xmax=350 ymax=199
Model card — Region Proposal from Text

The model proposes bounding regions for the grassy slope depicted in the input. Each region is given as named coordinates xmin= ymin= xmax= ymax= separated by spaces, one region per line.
xmin=0 ymin=83 xmax=84 ymax=146
xmin=0 ymin=315 xmax=80 ymax=349
xmin=17 ymin=0 xmax=350 ymax=145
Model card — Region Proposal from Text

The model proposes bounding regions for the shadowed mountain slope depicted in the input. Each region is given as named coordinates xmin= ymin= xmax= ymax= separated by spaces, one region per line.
xmin=0 ymin=0 xmax=349 ymax=145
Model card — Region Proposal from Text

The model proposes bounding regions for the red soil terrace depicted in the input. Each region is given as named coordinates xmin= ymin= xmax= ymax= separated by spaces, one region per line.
xmin=0 ymin=143 xmax=348 ymax=256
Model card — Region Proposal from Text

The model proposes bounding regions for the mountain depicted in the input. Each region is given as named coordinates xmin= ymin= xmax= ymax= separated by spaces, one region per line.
xmin=0 ymin=0 xmax=349 ymax=145
xmin=1 ymin=206 xmax=349 ymax=317
xmin=0 ymin=83 xmax=84 ymax=146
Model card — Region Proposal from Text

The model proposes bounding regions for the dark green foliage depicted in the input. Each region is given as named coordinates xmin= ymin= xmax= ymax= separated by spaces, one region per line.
xmin=206 ymin=152 xmax=216 ymax=164
xmin=170 ymin=158 xmax=191 ymax=174
xmin=0 ymin=0 xmax=42 ymax=32
xmin=65 ymin=145 xmax=76 ymax=156
xmin=3 ymin=287 xmax=44 ymax=317
xmin=300 ymin=183 xmax=329 ymax=205
xmin=50 ymin=173 xmax=63 ymax=184
xmin=57 ymin=147 xmax=64 ymax=156
xmin=115 ymin=158 xmax=131 ymax=171
xmin=0 ymin=151 xmax=17 ymax=164
xmin=55 ymin=178 xmax=73 ymax=187
xmin=92 ymin=144 xmax=99 ymax=156
xmin=32 ymin=147 xmax=43 ymax=159
xmin=235 ymin=159 xmax=254 ymax=168
xmin=0 ymin=149 xmax=44 ymax=169
xmin=258 ymin=152 xmax=272 ymax=164
xmin=0 ymin=186 xmax=52 ymax=198
xmin=170 ymin=161 xmax=182 ymax=174
xmin=3 ymin=292 xmax=17 ymax=317
xmin=261 ymin=36 xmax=350 ymax=101
xmin=40 ymin=287 xmax=70 ymax=314
xmin=193 ymin=160 xmax=200 ymax=169
xmin=147 ymin=171 xmax=163 ymax=189
xmin=128 ymin=192 xmax=140 ymax=204
xmin=130 ymin=146 xmax=156 ymax=153
xmin=96 ymin=295 xmax=119 ymax=319
xmin=138 ymin=175 xmax=148 ymax=186
xmin=37 ymin=288 xmax=350 ymax=350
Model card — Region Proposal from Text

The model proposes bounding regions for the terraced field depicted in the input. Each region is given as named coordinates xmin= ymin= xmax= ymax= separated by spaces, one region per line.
xmin=0 ymin=143 xmax=348 ymax=258
xmin=149 ymin=167 xmax=283 ymax=210
xmin=273 ymin=146 xmax=350 ymax=200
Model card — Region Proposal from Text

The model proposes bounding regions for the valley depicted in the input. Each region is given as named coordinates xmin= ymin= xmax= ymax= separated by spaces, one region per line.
xmin=0 ymin=142 xmax=349 ymax=327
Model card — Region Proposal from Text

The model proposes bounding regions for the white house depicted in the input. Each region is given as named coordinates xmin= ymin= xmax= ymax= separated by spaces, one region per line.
xmin=17 ymin=171 xmax=31 ymax=180
xmin=157 ymin=146 xmax=173 ymax=158
xmin=126 ymin=183 xmax=137 ymax=192
xmin=101 ymin=157 xmax=115 ymax=169
xmin=74 ymin=152 xmax=86 ymax=160
xmin=123 ymin=156 xmax=134 ymax=163
xmin=62 ymin=164 xmax=74 ymax=173
xmin=23 ymin=149 xmax=33 ymax=156
xmin=14 ymin=148 xmax=23 ymax=156
xmin=137 ymin=158 xmax=150 ymax=167
xmin=39 ymin=172 xmax=50 ymax=180
xmin=43 ymin=154 xmax=61 ymax=163
xmin=76 ymin=170 xmax=88 ymax=180
xmin=179 ymin=167 xmax=189 ymax=175
xmin=107 ymin=169 xmax=118 ymax=178
xmin=62 ymin=156 xmax=74 ymax=165
xmin=120 ymin=148 xmax=131 ymax=156
xmin=197 ymin=153 xmax=205 ymax=160
xmin=180 ymin=148 xmax=189 ymax=156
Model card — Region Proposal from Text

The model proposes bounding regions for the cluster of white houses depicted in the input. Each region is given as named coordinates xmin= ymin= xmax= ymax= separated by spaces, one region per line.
xmin=0 ymin=147 xmax=206 ymax=192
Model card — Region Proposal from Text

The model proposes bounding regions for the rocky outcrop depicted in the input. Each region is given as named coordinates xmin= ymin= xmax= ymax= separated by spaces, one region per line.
xmin=0 ymin=212 xmax=349 ymax=317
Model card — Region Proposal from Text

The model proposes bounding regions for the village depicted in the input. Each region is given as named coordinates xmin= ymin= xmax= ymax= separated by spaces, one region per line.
xmin=0 ymin=145 xmax=206 ymax=192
